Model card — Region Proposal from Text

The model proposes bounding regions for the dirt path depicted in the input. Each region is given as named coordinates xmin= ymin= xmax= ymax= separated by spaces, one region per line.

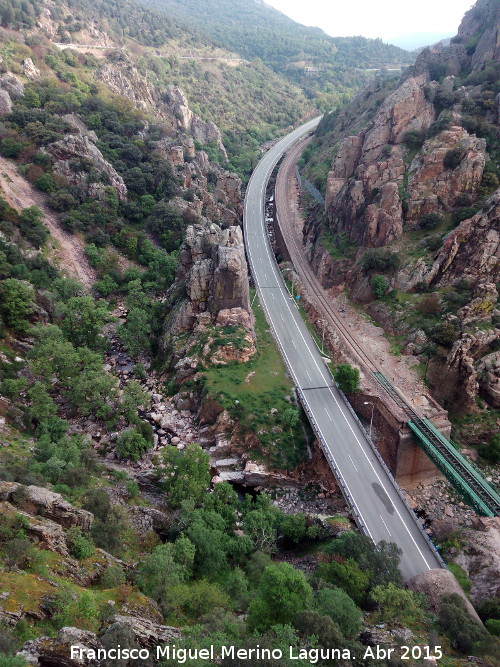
xmin=275 ymin=139 xmax=447 ymax=419
xmin=0 ymin=156 xmax=96 ymax=288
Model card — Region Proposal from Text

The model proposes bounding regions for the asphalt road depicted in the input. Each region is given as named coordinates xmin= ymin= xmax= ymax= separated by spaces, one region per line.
xmin=243 ymin=118 xmax=444 ymax=580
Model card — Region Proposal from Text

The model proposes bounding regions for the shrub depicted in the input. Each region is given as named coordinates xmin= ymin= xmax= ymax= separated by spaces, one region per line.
xmin=479 ymin=434 xmax=500 ymax=463
xmin=116 ymin=428 xmax=150 ymax=461
xmin=403 ymin=130 xmax=425 ymax=150
xmin=0 ymin=138 xmax=23 ymax=158
xmin=428 ymin=321 xmax=458 ymax=347
xmin=334 ymin=364 xmax=360 ymax=394
xmin=66 ymin=526 xmax=95 ymax=559
xmin=34 ymin=173 xmax=56 ymax=193
xmin=417 ymin=294 xmax=441 ymax=315
xmin=419 ymin=212 xmax=443 ymax=229
xmin=439 ymin=593 xmax=486 ymax=653
xmin=371 ymin=275 xmax=388 ymax=299
xmin=0 ymin=279 xmax=34 ymax=332
xmin=100 ymin=565 xmax=126 ymax=588
xmin=443 ymin=148 xmax=464 ymax=170
xmin=361 ymin=249 xmax=400 ymax=273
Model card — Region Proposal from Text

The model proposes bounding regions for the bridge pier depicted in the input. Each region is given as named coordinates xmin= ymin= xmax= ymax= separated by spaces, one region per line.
xmin=348 ymin=394 xmax=446 ymax=487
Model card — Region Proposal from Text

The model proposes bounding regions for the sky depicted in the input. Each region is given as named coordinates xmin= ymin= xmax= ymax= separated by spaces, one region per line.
xmin=264 ymin=0 xmax=475 ymax=48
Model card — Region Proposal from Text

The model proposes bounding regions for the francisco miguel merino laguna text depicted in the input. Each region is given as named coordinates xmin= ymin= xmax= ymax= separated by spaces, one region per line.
xmin=70 ymin=644 xmax=355 ymax=664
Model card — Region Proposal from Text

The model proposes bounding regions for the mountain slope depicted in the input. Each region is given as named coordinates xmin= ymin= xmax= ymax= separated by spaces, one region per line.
xmin=135 ymin=0 xmax=413 ymax=106
xmin=300 ymin=0 xmax=499 ymax=441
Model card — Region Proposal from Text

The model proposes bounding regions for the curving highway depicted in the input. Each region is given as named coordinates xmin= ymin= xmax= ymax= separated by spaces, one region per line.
xmin=243 ymin=117 xmax=444 ymax=580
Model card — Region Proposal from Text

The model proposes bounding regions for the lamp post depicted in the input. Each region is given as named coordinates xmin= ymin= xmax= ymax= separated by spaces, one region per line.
xmin=317 ymin=319 xmax=326 ymax=354
xmin=364 ymin=401 xmax=374 ymax=439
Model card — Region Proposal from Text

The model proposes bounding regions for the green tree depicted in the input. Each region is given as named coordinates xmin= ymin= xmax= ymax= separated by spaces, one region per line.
xmin=27 ymin=381 xmax=57 ymax=422
xmin=136 ymin=542 xmax=190 ymax=602
xmin=316 ymin=559 xmax=371 ymax=607
xmin=371 ymin=583 xmax=424 ymax=625
xmin=0 ymin=279 xmax=33 ymax=332
xmin=160 ymin=443 xmax=210 ymax=508
xmin=371 ymin=275 xmax=388 ymax=299
xmin=61 ymin=296 xmax=110 ymax=349
xmin=116 ymin=428 xmax=150 ymax=461
xmin=439 ymin=594 xmax=486 ymax=653
xmin=334 ymin=363 xmax=360 ymax=393
xmin=248 ymin=562 xmax=312 ymax=632
xmin=66 ymin=526 xmax=95 ymax=559
xmin=314 ymin=587 xmax=362 ymax=638
xmin=120 ymin=308 xmax=152 ymax=355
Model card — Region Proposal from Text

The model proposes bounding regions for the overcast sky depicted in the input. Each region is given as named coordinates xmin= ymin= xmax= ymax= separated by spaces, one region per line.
xmin=264 ymin=0 xmax=475 ymax=45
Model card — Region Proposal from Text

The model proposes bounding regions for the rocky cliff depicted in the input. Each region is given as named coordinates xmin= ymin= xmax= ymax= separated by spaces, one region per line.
xmin=302 ymin=0 xmax=500 ymax=420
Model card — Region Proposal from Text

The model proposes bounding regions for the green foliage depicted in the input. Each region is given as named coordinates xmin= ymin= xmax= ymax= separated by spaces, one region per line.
xmin=371 ymin=582 xmax=424 ymax=625
xmin=479 ymin=433 xmax=500 ymax=463
xmin=314 ymin=587 xmax=362 ymax=638
xmin=160 ymin=443 xmax=211 ymax=508
xmin=419 ymin=212 xmax=443 ymax=229
xmin=18 ymin=206 xmax=48 ymax=248
xmin=116 ymin=428 xmax=150 ymax=461
xmin=66 ymin=526 xmax=95 ymax=560
xmin=316 ymin=558 xmax=371 ymax=607
xmin=371 ymin=274 xmax=388 ymax=299
xmin=0 ymin=138 xmax=23 ymax=158
xmin=0 ymin=279 xmax=33 ymax=332
xmin=60 ymin=296 xmax=110 ymax=350
xmin=361 ymin=248 xmax=400 ymax=273
xmin=119 ymin=308 xmax=152 ymax=355
xmin=333 ymin=363 xmax=360 ymax=394
xmin=438 ymin=593 xmax=486 ymax=653
xmin=99 ymin=565 xmax=126 ymax=588
xmin=248 ymin=562 xmax=312 ymax=632
xmin=443 ymin=147 xmax=464 ymax=170
xmin=427 ymin=321 xmax=459 ymax=347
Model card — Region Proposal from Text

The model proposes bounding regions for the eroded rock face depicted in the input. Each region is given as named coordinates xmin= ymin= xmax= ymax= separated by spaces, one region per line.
xmin=22 ymin=58 xmax=40 ymax=79
xmin=324 ymin=75 xmax=433 ymax=248
xmin=476 ymin=351 xmax=500 ymax=408
xmin=0 ymin=72 xmax=25 ymax=97
xmin=172 ymin=224 xmax=251 ymax=333
xmin=44 ymin=133 xmax=128 ymax=202
xmin=407 ymin=126 xmax=486 ymax=220
xmin=455 ymin=519 xmax=500 ymax=604
xmin=0 ymin=89 xmax=12 ymax=115
xmin=164 ymin=86 xmax=227 ymax=159
xmin=443 ymin=329 xmax=499 ymax=411
xmin=0 ymin=481 xmax=93 ymax=531
xmin=97 ymin=62 xmax=159 ymax=112
xmin=0 ymin=501 xmax=69 ymax=555
xmin=407 ymin=568 xmax=481 ymax=622
xmin=426 ymin=189 xmax=500 ymax=287
xmin=103 ymin=615 xmax=180 ymax=648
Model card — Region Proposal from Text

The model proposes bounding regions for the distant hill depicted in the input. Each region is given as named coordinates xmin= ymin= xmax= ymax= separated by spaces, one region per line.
xmin=134 ymin=0 xmax=414 ymax=107
xmin=387 ymin=32 xmax=455 ymax=51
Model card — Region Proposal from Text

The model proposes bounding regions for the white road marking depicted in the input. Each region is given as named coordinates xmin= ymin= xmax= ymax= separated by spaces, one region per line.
xmin=325 ymin=408 xmax=333 ymax=422
xmin=244 ymin=117 xmax=436 ymax=571
xmin=348 ymin=454 xmax=358 ymax=472
xmin=380 ymin=515 xmax=392 ymax=537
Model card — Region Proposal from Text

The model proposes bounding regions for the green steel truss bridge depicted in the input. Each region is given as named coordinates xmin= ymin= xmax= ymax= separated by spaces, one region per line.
xmin=373 ymin=372 xmax=500 ymax=517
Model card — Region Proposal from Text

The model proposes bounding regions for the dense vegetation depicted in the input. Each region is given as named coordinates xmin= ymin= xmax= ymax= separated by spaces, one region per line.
xmin=137 ymin=0 xmax=412 ymax=108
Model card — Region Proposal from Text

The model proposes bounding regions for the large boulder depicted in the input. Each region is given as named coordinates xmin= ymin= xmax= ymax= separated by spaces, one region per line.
xmin=0 ymin=482 xmax=93 ymax=531
xmin=0 ymin=89 xmax=12 ymax=115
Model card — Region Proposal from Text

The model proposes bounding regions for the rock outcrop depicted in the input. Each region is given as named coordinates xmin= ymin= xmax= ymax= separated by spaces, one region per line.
xmin=44 ymin=133 xmax=128 ymax=202
xmin=426 ymin=189 xmax=500 ymax=287
xmin=19 ymin=619 xmax=180 ymax=666
xmin=407 ymin=126 xmax=486 ymax=220
xmin=171 ymin=224 xmax=251 ymax=334
xmin=408 ymin=568 xmax=482 ymax=622
xmin=0 ymin=501 xmax=69 ymax=555
xmin=164 ymin=86 xmax=227 ymax=159
xmin=454 ymin=519 xmax=500 ymax=603
xmin=0 ymin=482 xmax=93 ymax=531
